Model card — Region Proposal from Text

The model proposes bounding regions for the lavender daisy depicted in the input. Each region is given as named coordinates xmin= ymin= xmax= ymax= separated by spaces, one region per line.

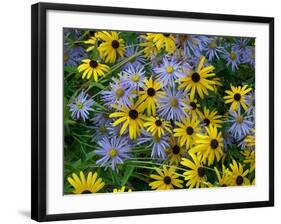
xmin=232 ymin=38 xmax=250 ymax=53
xmin=154 ymin=56 xmax=184 ymax=87
xmin=242 ymin=47 xmax=255 ymax=66
xmin=63 ymin=46 xmax=86 ymax=67
xmin=101 ymin=76 xmax=135 ymax=109
xmin=222 ymin=130 xmax=235 ymax=151
xmin=204 ymin=37 xmax=225 ymax=61
xmin=69 ymin=91 xmax=94 ymax=121
xmin=181 ymin=35 xmax=206 ymax=57
xmin=139 ymin=131 xmax=169 ymax=160
xmin=225 ymin=48 xmax=241 ymax=71
xmin=158 ymin=87 xmax=189 ymax=122
xmin=245 ymin=90 xmax=255 ymax=115
xmin=227 ymin=109 xmax=254 ymax=139
xmin=123 ymin=45 xmax=146 ymax=69
xmin=123 ymin=64 xmax=146 ymax=89
xmin=95 ymin=136 xmax=131 ymax=170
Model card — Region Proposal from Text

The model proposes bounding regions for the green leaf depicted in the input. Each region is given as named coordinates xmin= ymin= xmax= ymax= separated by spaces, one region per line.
xmin=80 ymin=145 xmax=87 ymax=163
xmin=121 ymin=166 xmax=135 ymax=186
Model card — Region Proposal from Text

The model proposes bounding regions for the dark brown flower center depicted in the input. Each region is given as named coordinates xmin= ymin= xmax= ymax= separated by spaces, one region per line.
xmin=111 ymin=40 xmax=120 ymax=49
xmin=147 ymin=87 xmax=156 ymax=97
xmin=155 ymin=119 xmax=162 ymax=126
xmin=129 ymin=109 xmax=138 ymax=119
xmin=81 ymin=190 xmax=92 ymax=194
xmin=236 ymin=175 xmax=244 ymax=185
xmin=186 ymin=126 xmax=194 ymax=135
xmin=89 ymin=60 xmax=98 ymax=68
xmin=163 ymin=176 xmax=172 ymax=185
xmin=197 ymin=167 xmax=205 ymax=177
xmin=203 ymin=118 xmax=210 ymax=126
xmin=190 ymin=102 xmax=197 ymax=110
xmin=172 ymin=145 xmax=180 ymax=154
xmin=210 ymin=139 xmax=219 ymax=149
xmin=89 ymin=31 xmax=96 ymax=36
xmin=191 ymin=72 xmax=200 ymax=83
xmin=234 ymin=93 xmax=241 ymax=101
xmin=163 ymin=33 xmax=170 ymax=37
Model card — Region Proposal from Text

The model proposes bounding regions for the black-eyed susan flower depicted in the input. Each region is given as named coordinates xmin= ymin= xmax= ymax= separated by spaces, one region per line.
xmin=229 ymin=160 xmax=250 ymax=186
xmin=198 ymin=107 xmax=223 ymax=128
xmin=67 ymin=171 xmax=105 ymax=194
xmin=165 ymin=137 xmax=186 ymax=165
xmin=84 ymin=34 xmax=98 ymax=52
xmin=143 ymin=116 xmax=172 ymax=138
xmin=190 ymin=125 xmax=223 ymax=166
xmin=179 ymin=56 xmax=218 ymax=100
xmin=149 ymin=165 xmax=183 ymax=190
xmin=224 ymin=85 xmax=252 ymax=111
xmin=77 ymin=59 xmax=110 ymax=81
xmin=144 ymin=33 xmax=176 ymax=54
xmin=242 ymin=149 xmax=255 ymax=173
xmin=214 ymin=165 xmax=232 ymax=187
xmin=97 ymin=31 xmax=125 ymax=63
xmin=173 ymin=115 xmax=201 ymax=149
xmin=140 ymin=35 xmax=161 ymax=58
xmin=109 ymin=102 xmax=146 ymax=139
xmin=181 ymin=153 xmax=210 ymax=189
xmin=138 ymin=77 xmax=164 ymax=116
xmin=113 ymin=186 xmax=132 ymax=193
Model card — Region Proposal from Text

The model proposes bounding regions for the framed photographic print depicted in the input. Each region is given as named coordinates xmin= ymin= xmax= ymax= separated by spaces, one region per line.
xmin=31 ymin=2 xmax=274 ymax=222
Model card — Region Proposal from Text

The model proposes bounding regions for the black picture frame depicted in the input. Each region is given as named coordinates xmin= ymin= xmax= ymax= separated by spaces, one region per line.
xmin=31 ymin=2 xmax=274 ymax=222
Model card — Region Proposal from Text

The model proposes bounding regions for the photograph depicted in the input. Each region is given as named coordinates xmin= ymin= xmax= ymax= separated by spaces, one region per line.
xmin=63 ymin=28 xmax=256 ymax=194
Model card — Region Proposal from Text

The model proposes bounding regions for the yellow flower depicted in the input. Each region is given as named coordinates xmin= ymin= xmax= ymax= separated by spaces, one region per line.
xmin=113 ymin=186 xmax=132 ymax=193
xmin=144 ymin=116 xmax=172 ymax=138
xmin=214 ymin=165 xmax=232 ymax=187
xmin=179 ymin=56 xmax=217 ymax=100
xmin=145 ymin=33 xmax=176 ymax=54
xmin=97 ymin=31 xmax=125 ymax=63
xmin=138 ymin=77 xmax=164 ymax=116
xmin=229 ymin=160 xmax=250 ymax=186
xmin=224 ymin=85 xmax=252 ymax=111
xmin=109 ymin=102 xmax=146 ymax=139
xmin=140 ymin=35 xmax=161 ymax=58
xmin=198 ymin=107 xmax=223 ymax=128
xmin=190 ymin=125 xmax=223 ymax=166
xmin=181 ymin=153 xmax=210 ymax=189
xmin=244 ymin=129 xmax=255 ymax=148
xmin=242 ymin=149 xmax=255 ymax=172
xmin=173 ymin=115 xmax=201 ymax=149
xmin=165 ymin=137 xmax=186 ymax=165
xmin=185 ymin=99 xmax=201 ymax=118
xmin=77 ymin=59 xmax=110 ymax=81
xmin=67 ymin=171 xmax=105 ymax=194
xmin=84 ymin=35 xmax=98 ymax=52
xmin=149 ymin=165 xmax=183 ymax=190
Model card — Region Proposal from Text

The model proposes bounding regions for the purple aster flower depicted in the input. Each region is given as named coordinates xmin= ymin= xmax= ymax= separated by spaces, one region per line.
xmin=101 ymin=76 xmax=135 ymax=109
xmin=204 ymin=37 xmax=225 ymax=61
xmin=225 ymin=48 xmax=241 ymax=71
xmin=227 ymin=109 xmax=254 ymax=139
xmin=63 ymin=46 xmax=86 ymax=67
xmin=154 ymin=56 xmax=184 ymax=87
xmin=69 ymin=91 xmax=94 ymax=121
xmin=123 ymin=45 xmax=146 ymax=69
xmin=221 ymin=130 xmax=235 ymax=151
xmin=95 ymin=136 xmax=131 ymax=170
xmin=245 ymin=90 xmax=255 ymax=115
xmin=63 ymin=28 xmax=83 ymax=40
xmin=123 ymin=64 xmax=146 ymax=89
xmin=232 ymin=38 xmax=250 ymax=53
xmin=158 ymin=87 xmax=190 ymax=122
xmin=139 ymin=131 xmax=169 ymax=160
xmin=181 ymin=35 xmax=206 ymax=57
xmin=241 ymin=47 xmax=255 ymax=66
xmin=89 ymin=113 xmax=113 ymax=141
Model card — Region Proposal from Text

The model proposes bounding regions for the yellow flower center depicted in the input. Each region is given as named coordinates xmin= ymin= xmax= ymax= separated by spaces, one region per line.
xmin=235 ymin=115 xmax=244 ymax=124
xmin=115 ymin=88 xmax=124 ymax=98
xmin=76 ymin=102 xmax=83 ymax=109
xmin=109 ymin=148 xmax=118 ymax=158
xmin=166 ymin=66 xmax=174 ymax=74
xmin=249 ymin=54 xmax=254 ymax=59
xmin=99 ymin=126 xmax=108 ymax=133
xmin=170 ymin=97 xmax=178 ymax=107
xmin=63 ymin=53 xmax=69 ymax=61
xmin=230 ymin=52 xmax=236 ymax=60
xmin=209 ymin=41 xmax=217 ymax=49
xmin=132 ymin=73 xmax=140 ymax=82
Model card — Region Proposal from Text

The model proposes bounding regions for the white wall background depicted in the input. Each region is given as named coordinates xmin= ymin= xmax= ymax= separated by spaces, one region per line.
xmin=0 ymin=0 xmax=279 ymax=223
